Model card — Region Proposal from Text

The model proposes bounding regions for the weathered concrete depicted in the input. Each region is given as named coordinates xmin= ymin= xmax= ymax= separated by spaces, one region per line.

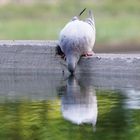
xmin=78 ymin=53 xmax=140 ymax=76
xmin=0 ymin=40 xmax=140 ymax=101
xmin=0 ymin=40 xmax=59 ymax=73
xmin=0 ymin=40 xmax=140 ymax=76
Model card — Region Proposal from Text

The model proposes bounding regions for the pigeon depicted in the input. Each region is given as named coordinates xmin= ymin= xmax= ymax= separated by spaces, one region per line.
xmin=57 ymin=9 xmax=96 ymax=75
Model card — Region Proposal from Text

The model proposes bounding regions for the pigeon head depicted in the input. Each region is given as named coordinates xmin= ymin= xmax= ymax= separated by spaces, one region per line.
xmin=66 ymin=53 xmax=80 ymax=75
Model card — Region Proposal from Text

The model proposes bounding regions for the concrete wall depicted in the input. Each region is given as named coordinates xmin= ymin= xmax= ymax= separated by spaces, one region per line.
xmin=0 ymin=40 xmax=140 ymax=97
xmin=0 ymin=40 xmax=140 ymax=76
xmin=0 ymin=40 xmax=61 ymax=73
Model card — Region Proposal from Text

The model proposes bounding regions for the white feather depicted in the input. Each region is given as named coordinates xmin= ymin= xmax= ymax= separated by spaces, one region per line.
xmin=58 ymin=11 xmax=96 ymax=74
xmin=59 ymin=19 xmax=95 ymax=55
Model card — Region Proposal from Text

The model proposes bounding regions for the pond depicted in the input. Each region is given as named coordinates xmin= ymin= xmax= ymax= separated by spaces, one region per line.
xmin=0 ymin=73 xmax=140 ymax=140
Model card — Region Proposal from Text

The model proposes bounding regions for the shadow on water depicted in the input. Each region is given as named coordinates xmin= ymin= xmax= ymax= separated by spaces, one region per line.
xmin=0 ymin=73 xmax=140 ymax=140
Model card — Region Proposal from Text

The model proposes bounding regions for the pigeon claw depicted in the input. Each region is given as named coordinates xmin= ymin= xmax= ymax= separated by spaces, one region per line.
xmin=81 ymin=51 xmax=95 ymax=58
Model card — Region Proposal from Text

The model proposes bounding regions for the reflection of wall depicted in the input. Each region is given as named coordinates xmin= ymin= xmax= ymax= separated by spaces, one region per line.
xmin=0 ymin=73 xmax=62 ymax=100
xmin=61 ymin=76 xmax=98 ymax=126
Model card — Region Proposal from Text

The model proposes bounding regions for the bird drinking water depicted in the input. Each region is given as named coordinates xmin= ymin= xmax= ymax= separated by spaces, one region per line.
xmin=57 ymin=9 xmax=96 ymax=75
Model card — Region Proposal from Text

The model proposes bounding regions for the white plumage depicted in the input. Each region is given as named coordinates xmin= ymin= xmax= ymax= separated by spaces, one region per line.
xmin=58 ymin=10 xmax=96 ymax=74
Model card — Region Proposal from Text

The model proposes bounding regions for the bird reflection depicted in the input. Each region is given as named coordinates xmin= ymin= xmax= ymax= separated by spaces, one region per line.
xmin=61 ymin=75 xmax=98 ymax=127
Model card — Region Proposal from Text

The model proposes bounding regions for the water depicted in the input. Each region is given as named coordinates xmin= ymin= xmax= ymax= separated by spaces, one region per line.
xmin=0 ymin=73 xmax=140 ymax=140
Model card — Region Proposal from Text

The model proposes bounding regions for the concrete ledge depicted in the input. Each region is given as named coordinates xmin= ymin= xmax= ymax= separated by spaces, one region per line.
xmin=0 ymin=40 xmax=140 ymax=76
xmin=0 ymin=40 xmax=59 ymax=73
xmin=79 ymin=53 xmax=140 ymax=76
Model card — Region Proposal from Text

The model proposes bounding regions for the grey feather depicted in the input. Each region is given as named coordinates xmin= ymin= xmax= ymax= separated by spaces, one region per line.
xmin=58 ymin=10 xmax=96 ymax=74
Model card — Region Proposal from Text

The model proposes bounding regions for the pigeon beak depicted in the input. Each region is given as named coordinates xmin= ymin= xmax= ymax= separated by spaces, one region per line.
xmin=66 ymin=54 xmax=80 ymax=75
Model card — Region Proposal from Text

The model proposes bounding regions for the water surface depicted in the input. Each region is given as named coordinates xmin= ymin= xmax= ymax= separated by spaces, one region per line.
xmin=0 ymin=73 xmax=140 ymax=140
